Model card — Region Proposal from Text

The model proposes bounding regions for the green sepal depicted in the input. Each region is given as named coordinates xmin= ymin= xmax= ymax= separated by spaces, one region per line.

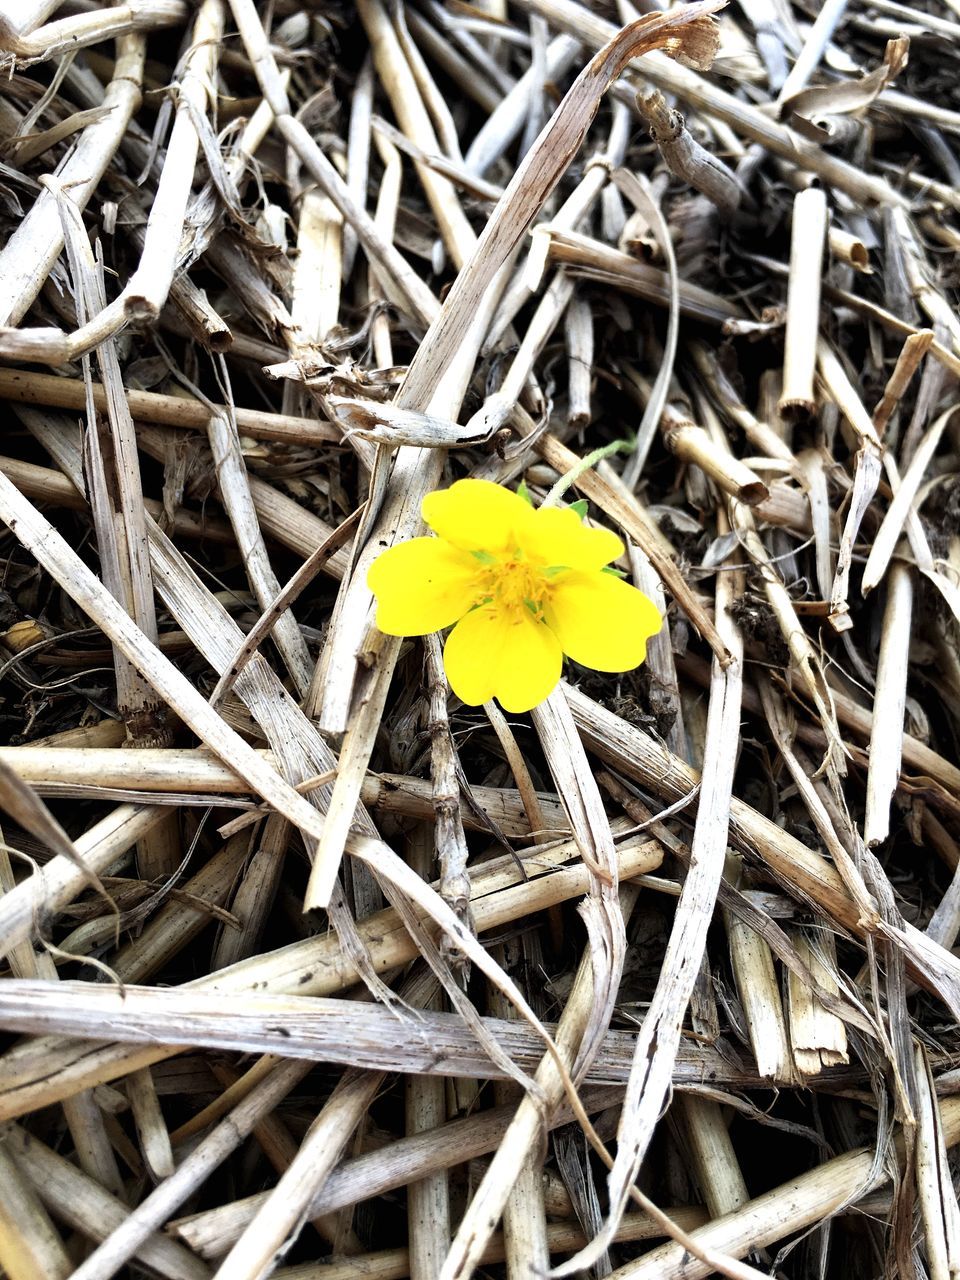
xmin=568 ymin=499 xmax=589 ymax=519
xmin=516 ymin=480 xmax=533 ymax=506
xmin=602 ymin=565 xmax=627 ymax=578
xmin=471 ymin=549 xmax=496 ymax=564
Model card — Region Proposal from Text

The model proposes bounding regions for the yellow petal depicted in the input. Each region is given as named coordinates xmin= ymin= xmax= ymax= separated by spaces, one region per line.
xmin=367 ymin=537 xmax=479 ymax=636
xmin=443 ymin=604 xmax=562 ymax=713
xmin=543 ymin=571 xmax=662 ymax=671
xmin=523 ymin=506 xmax=624 ymax=570
xmin=422 ymin=479 xmax=534 ymax=554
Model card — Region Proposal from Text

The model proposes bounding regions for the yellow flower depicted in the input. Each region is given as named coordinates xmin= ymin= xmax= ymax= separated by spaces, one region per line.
xmin=367 ymin=479 xmax=662 ymax=713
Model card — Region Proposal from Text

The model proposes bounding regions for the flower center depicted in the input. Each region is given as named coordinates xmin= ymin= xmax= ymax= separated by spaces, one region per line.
xmin=475 ymin=548 xmax=554 ymax=619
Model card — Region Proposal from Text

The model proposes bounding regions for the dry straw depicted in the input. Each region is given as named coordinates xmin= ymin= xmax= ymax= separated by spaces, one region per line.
xmin=0 ymin=1 xmax=959 ymax=1279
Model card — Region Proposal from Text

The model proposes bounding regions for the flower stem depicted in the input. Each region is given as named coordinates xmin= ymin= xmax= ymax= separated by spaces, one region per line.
xmin=540 ymin=438 xmax=633 ymax=508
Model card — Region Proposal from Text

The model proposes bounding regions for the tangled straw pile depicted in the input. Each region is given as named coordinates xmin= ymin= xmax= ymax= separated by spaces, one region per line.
xmin=1 ymin=0 xmax=960 ymax=1277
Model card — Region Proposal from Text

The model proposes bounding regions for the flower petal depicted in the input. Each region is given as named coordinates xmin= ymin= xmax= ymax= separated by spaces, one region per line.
xmin=368 ymin=537 xmax=479 ymax=635
xmin=422 ymin=479 xmax=534 ymax=554
xmin=443 ymin=604 xmax=562 ymax=713
xmin=523 ymin=506 xmax=624 ymax=570
xmin=544 ymin=571 xmax=662 ymax=671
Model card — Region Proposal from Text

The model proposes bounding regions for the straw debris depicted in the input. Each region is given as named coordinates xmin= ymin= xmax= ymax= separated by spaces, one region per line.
xmin=1 ymin=1 xmax=960 ymax=1277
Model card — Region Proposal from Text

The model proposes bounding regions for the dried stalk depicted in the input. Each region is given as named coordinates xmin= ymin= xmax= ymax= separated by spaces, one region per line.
xmin=864 ymin=562 xmax=914 ymax=848
xmin=357 ymin=0 xmax=474 ymax=266
xmin=724 ymin=851 xmax=794 ymax=1081
xmin=787 ymin=930 xmax=849 ymax=1077
xmin=540 ymin=227 xmax=744 ymax=325
xmin=423 ymin=634 xmax=471 ymax=941
xmin=1 ymin=1 xmax=184 ymax=64
xmin=611 ymin=1097 xmax=960 ymax=1280
xmin=0 ymin=0 xmax=63 ymax=44
xmin=174 ymin=1085 xmax=628 ymax=1259
xmin=0 ymin=470 xmax=336 ymax=869
xmin=3 ymin=1122 xmax=211 ymax=1280
xmin=775 ymin=0 xmax=849 ymax=105
xmin=126 ymin=1066 xmax=174 ymax=1180
xmin=0 ymin=749 xmax=570 ymax=837
xmin=664 ymin=419 xmax=769 ymax=505
xmin=486 ymin=937 xmax=550 ymax=1280
xmin=779 ymin=187 xmax=828 ymax=418
xmin=516 ymin=0 xmax=909 ymax=208
xmin=464 ymin=33 xmax=581 ymax=175
xmin=207 ymin=409 xmax=313 ymax=698
xmin=680 ymin=1096 xmax=749 ymax=1219
xmin=872 ymin=329 xmax=934 ymax=440
xmin=817 ymin=338 xmax=884 ymax=630
xmin=0 ymin=802 xmax=164 ymax=955
xmin=127 ymin=0 xmax=223 ymax=324
xmin=862 ymin=404 xmax=956 ymax=594
xmin=0 ymin=35 xmax=146 ymax=326
xmin=915 ymin=1045 xmax=960 ymax=1280
xmin=28 ymin=1060 xmax=312 ymax=1280
xmin=291 ymin=189 xmax=343 ymax=350
xmin=635 ymin=89 xmax=741 ymax=215
xmin=229 ymin=0 xmax=438 ymax=328
xmin=0 ymin=833 xmax=663 ymax=1121
xmin=268 ymin=1210 xmax=710 ymax=1280
xmin=564 ymin=292 xmax=594 ymax=429
xmin=406 ymin=878 xmax=451 ymax=1280
xmin=440 ymin=875 xmax=634 ymax=1279
xmin=211 ymin=1070 xmax=380 ymax=1280
xmin=829 ymin=226 xmax=871 ymax=273
xmin=554 ymin=527 xmax=744 ymax=1275
xmin=0 ymin=1143 xmax=72 ymax=1280
xmin=688 ymin=340 xmax=797 ymax=467
xmin=0 ymin=367 xmax=336 ymax=445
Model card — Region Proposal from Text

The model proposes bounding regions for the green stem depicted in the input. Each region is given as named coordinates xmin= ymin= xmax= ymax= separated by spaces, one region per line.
xmin=540 ymin=438 xmax=633 ymax=508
